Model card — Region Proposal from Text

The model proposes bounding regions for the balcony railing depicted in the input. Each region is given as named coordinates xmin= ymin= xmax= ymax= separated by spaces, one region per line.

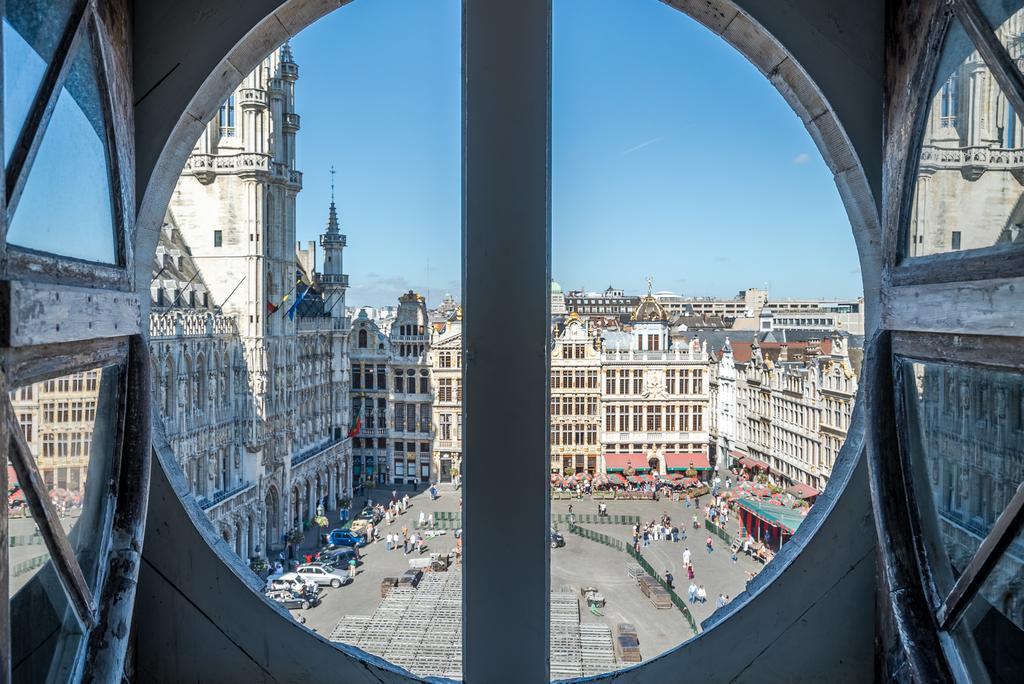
xmin=291 ymin=437 xmax=345 ymax=467
xmin=150 ymin=310 xmax=237 ymax=339
xmin=320 ymin=273 xmax=349 ymax=287
xmin=199 ymin=481 xmax=255 ymax=511
xmin=296 ymin=317 xmax=349 ymax=333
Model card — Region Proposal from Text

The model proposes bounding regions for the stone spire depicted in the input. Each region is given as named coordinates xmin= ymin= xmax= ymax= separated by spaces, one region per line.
xmin=326 ymin=165 xmax=340 ymax=235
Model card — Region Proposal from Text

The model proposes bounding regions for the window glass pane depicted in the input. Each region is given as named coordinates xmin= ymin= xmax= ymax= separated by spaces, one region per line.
xmin=2 ymin=0 xmax=78 ymax=162
xmin=906 ymin=17 xmax=1024 ymax=258
xmin=949 ymin=538 xmax=1024 ymax=682
xmin=7 ymin=364 xmax=121 ymax=681
xmin=900 ymin=359 xmax=1024 ymax=597
xmin=6 ymin=30 xmax=118 ymax=264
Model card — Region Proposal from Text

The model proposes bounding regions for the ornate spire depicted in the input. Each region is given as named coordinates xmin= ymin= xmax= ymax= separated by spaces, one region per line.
xmin=326 ymin=165 xmax=340 ymax=234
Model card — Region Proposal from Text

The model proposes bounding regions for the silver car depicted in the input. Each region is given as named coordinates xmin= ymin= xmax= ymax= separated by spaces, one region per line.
xmin=295 ymin=563 xmax=351 ymax=588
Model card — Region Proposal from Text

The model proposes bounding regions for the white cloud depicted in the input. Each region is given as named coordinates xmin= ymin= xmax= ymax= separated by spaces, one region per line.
xmin=623 ymin=137 xmax=663 ymax=155
xmin=792 ymin=152 xmax=811 ymax=165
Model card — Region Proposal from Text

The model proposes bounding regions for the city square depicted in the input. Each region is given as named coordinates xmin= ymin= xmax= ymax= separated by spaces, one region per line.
xmin=285 ymin=485 xmax=762 ymax=674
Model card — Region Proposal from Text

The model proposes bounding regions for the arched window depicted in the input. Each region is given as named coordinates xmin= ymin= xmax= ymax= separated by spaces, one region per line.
xmin=358 ymin=329 xmax=367 ymax=348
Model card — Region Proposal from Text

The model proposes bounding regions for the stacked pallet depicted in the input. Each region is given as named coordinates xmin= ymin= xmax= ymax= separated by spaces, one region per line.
xmin=550 ymin=592 xmax=583 ymax=679
xmin=331 ymin=574 xmax=617 ymax=680
xmin=614 ymin=623 xmax=641 ymax=663
xmin=579 ymin=623 xmax=617 ymax=676
xmin=649 ymin=585 xmax=673 ymax=609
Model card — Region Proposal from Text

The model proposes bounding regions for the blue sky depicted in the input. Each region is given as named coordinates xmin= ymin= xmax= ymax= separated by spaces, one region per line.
xmin=293 ymin=0 xmax=862 ymax=308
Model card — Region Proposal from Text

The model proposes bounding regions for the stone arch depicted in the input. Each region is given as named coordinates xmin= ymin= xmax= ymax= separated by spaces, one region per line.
xmin=163 ymin=355 xmax=176 ymax=417
xmin=264 ymin=484 xmax=280 ymax=555
xmin=290 ymin=483 xmax=301 ymax=529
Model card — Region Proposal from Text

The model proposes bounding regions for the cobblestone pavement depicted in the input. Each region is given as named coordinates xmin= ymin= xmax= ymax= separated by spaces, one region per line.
xmin=285 ymin=485 xmax=762 ymax=668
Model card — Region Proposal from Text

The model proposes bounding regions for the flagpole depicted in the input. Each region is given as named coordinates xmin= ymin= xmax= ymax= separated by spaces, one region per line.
xmin=171 ymin=270 xmax=201 ymax=307
xmin=219 ymin=274 xmax=247 ymax=309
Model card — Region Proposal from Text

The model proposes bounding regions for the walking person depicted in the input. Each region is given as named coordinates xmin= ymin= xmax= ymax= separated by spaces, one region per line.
xmin=706 ymin=535 xmax=714 ymax=554
xmin=665 ymin=570 xmax=674 ymax=590
xmin=687 ymin=563 xmax=695 ymax=581
xmin=683 ymin=547 xmax=691 ymax=567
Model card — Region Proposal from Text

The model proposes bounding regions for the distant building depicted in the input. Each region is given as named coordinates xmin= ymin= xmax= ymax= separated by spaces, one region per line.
xmin=564 ymin=286 xmax=638 ymax=318
xmin=430 ymin=310 xmax=463 ymax=484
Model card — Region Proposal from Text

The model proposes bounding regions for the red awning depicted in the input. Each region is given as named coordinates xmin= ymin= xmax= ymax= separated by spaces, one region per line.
xmin=604 ymin=453 xmax=649 ymax=472
xmin=729 ymin=449 xmax=747 ymax=459
xmin=786 ymin=482 xmax=820 ymax=499
xmin=738 ymin=456 xmax=771 ymax=471
xmin=665 ymin=452 xmax=711 ymax=471
xmin=608 ymin=473 xmax=627 ymax=485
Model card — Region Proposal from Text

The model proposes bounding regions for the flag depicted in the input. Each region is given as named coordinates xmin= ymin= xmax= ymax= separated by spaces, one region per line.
xmin=287 ymin=283 xmax=311 ymax=321
xmin=267 ymin=300 xmax=279 ymax=315
xmin=347 ymin=404 xmax=362 ymax=438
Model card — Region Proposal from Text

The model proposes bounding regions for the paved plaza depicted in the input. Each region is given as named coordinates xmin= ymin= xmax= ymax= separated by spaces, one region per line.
xmin=287 ymin=485 xmax=762 ymax=671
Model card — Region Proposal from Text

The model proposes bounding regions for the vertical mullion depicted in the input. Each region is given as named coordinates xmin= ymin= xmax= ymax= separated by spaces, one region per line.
xmin=463 ymin=1 xmax=551 ymax=682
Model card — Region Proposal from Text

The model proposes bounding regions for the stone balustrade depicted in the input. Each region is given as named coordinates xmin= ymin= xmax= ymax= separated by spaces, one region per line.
xmin=296 ymin=316 xmax=349 ymax=333
xmin=150 ymin=310 xmax=237 ymax=339
xmin=919 ymin=143 xmax=1024 ymax=181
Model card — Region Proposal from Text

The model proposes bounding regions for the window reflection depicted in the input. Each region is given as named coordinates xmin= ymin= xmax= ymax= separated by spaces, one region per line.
xmin=5 ymin=29 xmax=117 ymax=264
xmin=907 ymin=17 xmax=1024 ymax=258
xmin=7 ymin=364 xmax=120 ymax=681
xmin=2 ymin=0 xmax=77 ymax=162
xmin=901 ymin=359 xmax=1024 ymax=591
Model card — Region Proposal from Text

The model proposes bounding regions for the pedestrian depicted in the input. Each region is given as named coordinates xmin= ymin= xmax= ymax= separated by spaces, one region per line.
xmin=716 ymin=593 xmax=726 ymax=608
xmin=685 ymin=494 xmax=691 ymax=508
xmin=697 ymin=585 xmax=707 ymax=603
xmin=665 ymin=570 xmax=674 ymax=590
xmin=348 ymin=559 xmax=357 ymax=580
xmin=687 ymin=564 xmax=695 ymax=581
xmin=688 ymin=582 xmax=698 ymax=604
xmin=683 ymin=547 xmax=691 ymax=566
xmin=706 ymin=535 xmax=714 ymax=554
xmin=692 ymin=514 xmax=698 ymax=529
xmin=568 ymin=503 xmax=573 ymax=515
xmin=428 ymin=512 xmax=435 ymax=528
xmin=385 ymin=533 xmax=393 ymax=551
xmin=403 ymin=535 xmax=410 ymax=555
xmin=672 ymin=526 xmax=679 ymax=543
xmin=419 ymin=511 xmax=426 ymax=528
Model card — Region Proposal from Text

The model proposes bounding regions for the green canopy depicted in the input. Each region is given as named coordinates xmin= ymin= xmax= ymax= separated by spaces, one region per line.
xmin=736 ymin=497 xmax=807 ymax=535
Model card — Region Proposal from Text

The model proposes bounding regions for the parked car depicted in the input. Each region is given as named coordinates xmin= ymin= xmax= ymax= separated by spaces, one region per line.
xmin=551 ymin=529 xmax=565 ymax=548
xmin=266 ymin=589 xmax=319 ymax=611
xmin=295 ymin=563 xmax=352 ymax=588
xmin=317 ymin=545 xmax=359 ymax=567
xmin=266 ymin=572 xmax=320 ymax=597
xmin=357 ymin=506 xmax=381 ymax=523
xmin=327 ymin=529 xmax=367 ymax=547
xmin=327 ymin=528 xmax=368 ymax=548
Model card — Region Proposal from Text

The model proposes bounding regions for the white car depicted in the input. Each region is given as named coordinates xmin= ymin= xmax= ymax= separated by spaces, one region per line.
xmin=266 ymin=572 xmax=319 ymax=596
xmin=295 ymin=563 xmax=351 ymax=588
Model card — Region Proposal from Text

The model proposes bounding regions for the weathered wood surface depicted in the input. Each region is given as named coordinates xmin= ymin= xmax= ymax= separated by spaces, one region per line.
xmin=3 ymin=337 xmax=128 ymax=387
xmin=85 ymin=335 xmax=150 ymax=683
xmin=881 ymin=276 xmax=1024 ymax=337
xmin=0 ymin=280 xmax=141 ymax=347
xmin=891 ymin=242 xmax=1024 ymax=286
xmin=892 ymin=331 xmax=1024 ymax=370
xmin=864 ymin=331 xmax=954 ymax=683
